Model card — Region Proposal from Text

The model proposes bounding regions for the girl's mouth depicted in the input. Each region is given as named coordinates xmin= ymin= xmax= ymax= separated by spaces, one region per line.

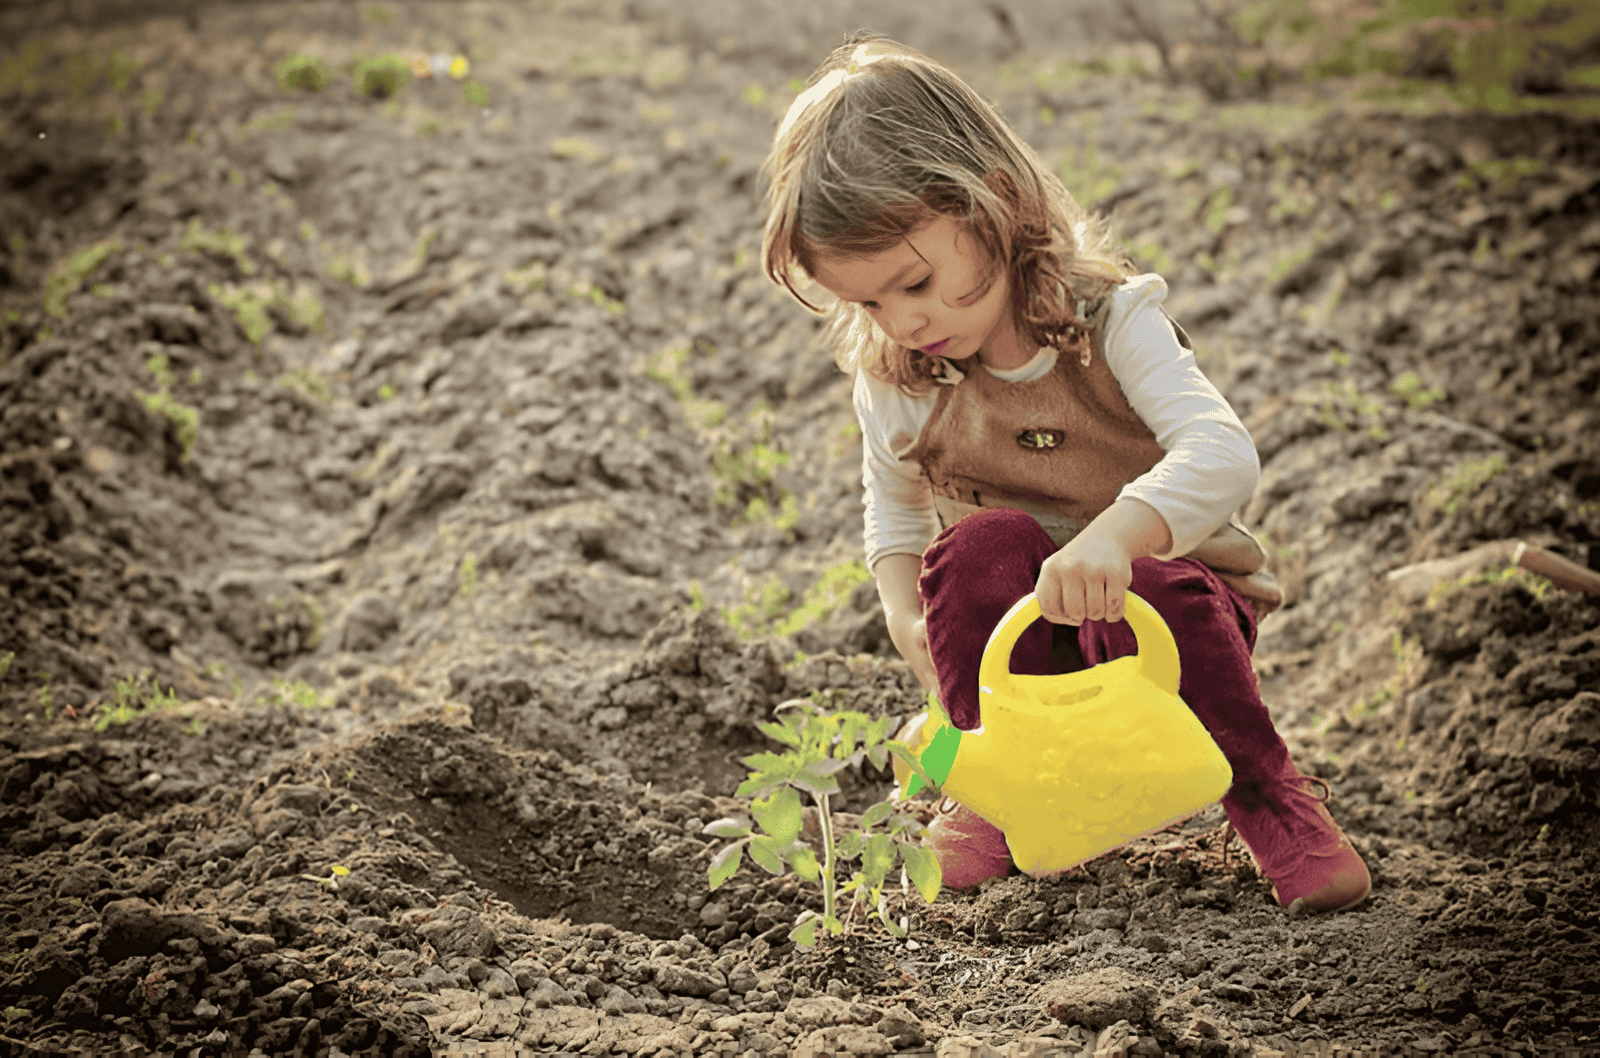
xmin=921 ymin=339 xmax=949 ymax=356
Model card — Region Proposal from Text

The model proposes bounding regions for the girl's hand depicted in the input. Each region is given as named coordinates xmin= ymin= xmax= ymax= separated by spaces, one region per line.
xmin=887 ymin=611 xmax=939 ymax=691
xmin=1036 ymin=499 xmax=1174 ymax=625
xmin=1036 ymin=526 xmax=1134 ymax=625
xmin=874 ymin=553 xmax=939 ymax=691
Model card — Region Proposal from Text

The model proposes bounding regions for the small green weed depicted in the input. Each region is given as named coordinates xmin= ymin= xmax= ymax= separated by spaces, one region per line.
xmin=280 ymin=366 xmax=332 ymax=402
xmin=1427 ymin=563 xmax=1551 ymax=607
xmin=1390 ymin=371 xmax=1445 ymax=411
xmin=707 ymin=695 xmax=940 ymax=948
xmin=1202 ymin=187 xmax=1234 ymax=236
xmin=1310 ymin=380 xmax=1387 ymax=438
xmin=136 ymin=390 xmax=199 ymax=462
xmin=723 ymin=575 xmax=792 ymax=640
xmin=43 ymin=236 xmax=123 ymax=319
xmin=0 ymin=651 xmax=14 ymax=680
xmin=182 ymin=220 xmax=255 ymax=275
xmin=568 ymin=282 xmax=623 ymax=314
xmin=504 ymin=260 xmax=546 ymax=294
xmin=462 ymin=80 xmax=489 ymax=107
xmin=206 ymin=283 xmax=270 ymax=344
xmin=1428 ymin=454 xmax=1507 ymax=515
xmin=351 ymin=54 xmax=411 ymax=99
xmin=273 ymin=52 xmax=331 ymax=92
xmin=1054 ymin=114 xmax=1123 ymax=209
xmin=552 ymin=137 xmax=601 ymax=162
xmin=95 ymin=671 xmax=187 ymax=731
xmin=775 ymin=561 xmax=872 ymax=637
xmin=261 ymin=679 xmax=334 ymax=710
xmin=459 ymin=554 xmax=479 ymax=598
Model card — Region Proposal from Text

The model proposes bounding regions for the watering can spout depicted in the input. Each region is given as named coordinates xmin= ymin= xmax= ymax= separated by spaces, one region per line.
xmin=904 ymin=591 xmax=1232 ymax=879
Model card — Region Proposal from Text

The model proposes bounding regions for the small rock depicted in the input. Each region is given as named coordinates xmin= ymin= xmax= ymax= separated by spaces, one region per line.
xmin=653 ymin=963 xmax=724 ymax=997
xmin=482 ymin=967 xmax=518 ymax=999
xmin=600 ymin=985 xmax=646 ymax=1014
xmin=401 ymin=998 xmax=438 ymax=1016
xmin=698 ymin=901 xmax=728 ymax=927
xmin=528 ymin=977 xmax=569 ymax=1008
xmin=1034 ymin=968 xmax=1158 ymax=1031
xmin=418 ymin=964 xmax=457 ymax=992
xmin=193 ymin=998 xmax=220 ymax=1019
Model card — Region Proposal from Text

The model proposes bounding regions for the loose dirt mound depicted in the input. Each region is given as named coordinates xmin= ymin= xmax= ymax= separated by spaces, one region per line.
xmin=2 ymin=1 xmax=1597 ymax=1055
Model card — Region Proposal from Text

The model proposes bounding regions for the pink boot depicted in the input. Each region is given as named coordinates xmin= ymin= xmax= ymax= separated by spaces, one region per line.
xmin=1225 ymin=770 xmax=1371 ymax=912
xmin=927 ymin=798 xmax=1013 ymax=890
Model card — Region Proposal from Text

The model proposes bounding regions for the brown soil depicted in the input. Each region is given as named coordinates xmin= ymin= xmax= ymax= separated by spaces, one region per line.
xmin=2 ymin=2 xmax=1597 ymax=1055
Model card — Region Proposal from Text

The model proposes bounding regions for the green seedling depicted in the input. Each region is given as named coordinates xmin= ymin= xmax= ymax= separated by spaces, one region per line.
xmin=263 ymin=679 xmax=334 ymax=710
xmin=1428 ymin=454 xmax=1507 ymax=516
xmin=351 ymin=54 xmax=411 ymax=99
xmin=274 ymin=52 xmax=331 ymax=92
xmin=459 ymin=554 xmax=479 ymax=598
xmin=0 ymin=651 xmax=12 ymax=680
xmin=1390 ymin=371 xmax=1445 ymax=411
xmin=706 ymin=695 xmax=941 ymax=948
xmin=43 ymin=236 xmax=123 ymax=319
xmin=300 ymin=864 xmax=350 ymax=890
xmin=95 ymin=671 xmax=188 ymax=731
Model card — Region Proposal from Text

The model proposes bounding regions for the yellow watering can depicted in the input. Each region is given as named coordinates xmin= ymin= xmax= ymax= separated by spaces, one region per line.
xmin=896 ymin=591 xmax=1233 ymax=877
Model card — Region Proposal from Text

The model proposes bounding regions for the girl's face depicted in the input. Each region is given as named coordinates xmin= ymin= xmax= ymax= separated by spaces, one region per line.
xmin=810 ymin=215 xmax=1033 ymax=370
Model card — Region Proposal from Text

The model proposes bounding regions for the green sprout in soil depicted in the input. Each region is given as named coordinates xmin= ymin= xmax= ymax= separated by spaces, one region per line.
xmin=1428 ymin=454 xmax=1507 ymax=516
xmin=706 ymin=694 xmax=941 ymax=949
xmin=775 ymin=560 xmax=872 ymax=637
xmin=281 ymin=366 xmax=332 ymax=402
xmin=1428 ymin=563 xmax=1552 ymax=607
xmin=136 ymin=354 xmax=199 ymax=462
xmin=274 ymin=52 xmax=331 ymax=92
xmin=459 ymin=554 xmax=479 ymax=598
xmin=43 ymin=236 xmax=123 ymax=319
xmin=95 ymin=671 xmax=188 ymax=731
xmin=1390 ymin=370 xmax=1445 ymax=411
xmin=300 ymin=864 xmax=351 ymax=890
xmin=0 ymin=651 xmax=12 ymax=680
xmin=182 ymin=220 xmax=255 ymax=275
xmin=351 ymin=54 xmax=411 ymax=99
xmin=262 ymin=679 xmax=334 ymax=710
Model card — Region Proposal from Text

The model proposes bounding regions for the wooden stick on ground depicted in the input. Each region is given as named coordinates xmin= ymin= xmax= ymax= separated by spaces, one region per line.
xmin=1514 ymin=542 xmax=1600 ymax=595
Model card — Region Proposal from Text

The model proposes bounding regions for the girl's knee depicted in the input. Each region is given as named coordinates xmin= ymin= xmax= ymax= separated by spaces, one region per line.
xmin=926 ymin=508 xmax=1053 ymax=563
xmin=1128 ymin=556 xmax=1256 ymax=646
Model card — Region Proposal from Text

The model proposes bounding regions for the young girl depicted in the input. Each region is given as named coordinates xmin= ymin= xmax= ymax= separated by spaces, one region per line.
xmin=759 ymin=33 xmax=1369 ymax=913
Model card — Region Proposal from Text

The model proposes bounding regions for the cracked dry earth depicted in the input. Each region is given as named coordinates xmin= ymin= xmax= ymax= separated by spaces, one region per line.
xmin=2 ymin=1 xmax=1599 ymax=1055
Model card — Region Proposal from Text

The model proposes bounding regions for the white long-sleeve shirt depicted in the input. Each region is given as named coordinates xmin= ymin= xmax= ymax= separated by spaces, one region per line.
xmin=853 ymin=274 xmax=1259 ymax=569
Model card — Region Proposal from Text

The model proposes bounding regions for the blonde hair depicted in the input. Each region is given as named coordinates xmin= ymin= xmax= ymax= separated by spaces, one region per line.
xmin=761 ymin=32 xmax=1133 ymax=394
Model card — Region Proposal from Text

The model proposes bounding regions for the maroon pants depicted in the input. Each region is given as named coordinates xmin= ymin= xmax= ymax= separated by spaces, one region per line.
xmin=918 ymin=507 xmax=1295 ymax=813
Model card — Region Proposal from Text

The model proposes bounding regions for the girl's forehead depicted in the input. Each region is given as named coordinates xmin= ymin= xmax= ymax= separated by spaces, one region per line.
xmin=811 ymin=216 xmax=960 ymax=299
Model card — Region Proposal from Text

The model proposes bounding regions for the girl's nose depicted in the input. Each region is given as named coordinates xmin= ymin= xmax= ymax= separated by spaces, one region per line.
xmin=889 ymin=306 xmax=927 ymax=346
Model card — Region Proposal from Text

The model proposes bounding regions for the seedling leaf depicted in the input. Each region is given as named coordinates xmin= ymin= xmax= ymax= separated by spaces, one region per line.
xmin=756 ymin=719 xmax=801 ymax=746
xmin=790 ymin=913 xmax=819 ymax=948
xmin=751 ymin=787 xmax=802 ymax=843
xmin=708 ymin=843 xmax=742 ymax=890
xmin=862 ymin=833 xmax=894 ymax=890
xmin=901 ymin=845 xmax=942 ymax=903
xmin=703 ymin=816 xmax=752 ymax=839
xmin=748 ymin=835 xmax=786 ymax=874
xmin=787 ymin=844 xmax=820 ymax=882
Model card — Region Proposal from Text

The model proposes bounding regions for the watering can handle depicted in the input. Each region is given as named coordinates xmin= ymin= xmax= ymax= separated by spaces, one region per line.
xmin=977 ymin=591 xmax=1181 ymax=697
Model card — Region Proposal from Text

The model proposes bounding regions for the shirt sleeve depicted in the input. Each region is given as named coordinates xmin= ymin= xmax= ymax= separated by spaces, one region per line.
xmin=1100 ymin=274 xmax=1260 ymax=559
xmin=853 ymin=370 xmax=944 ymax=570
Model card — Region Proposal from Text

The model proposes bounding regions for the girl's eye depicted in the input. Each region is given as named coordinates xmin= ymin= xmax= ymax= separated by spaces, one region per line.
xmin=907 ymin=276 xmax=931 ymax=293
